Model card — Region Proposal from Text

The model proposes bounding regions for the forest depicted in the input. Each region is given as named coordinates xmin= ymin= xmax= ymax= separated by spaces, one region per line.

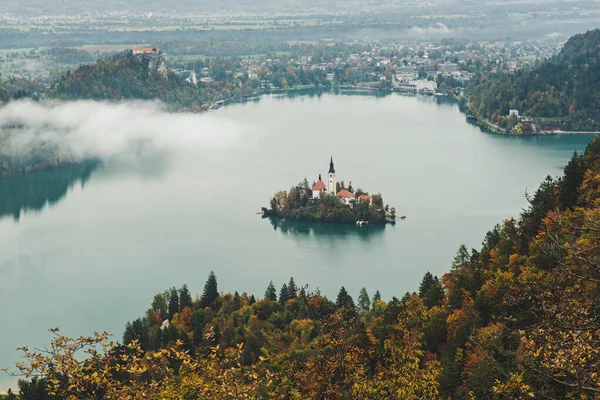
xmin=5 ymin=137 xmax=600 ymax=398
xmin=468 ymin=29 xmax=600 ymax=131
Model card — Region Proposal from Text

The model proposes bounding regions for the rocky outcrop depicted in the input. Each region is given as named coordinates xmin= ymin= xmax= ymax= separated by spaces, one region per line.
xmin=133 ymin=51 xmax=168 ymax=79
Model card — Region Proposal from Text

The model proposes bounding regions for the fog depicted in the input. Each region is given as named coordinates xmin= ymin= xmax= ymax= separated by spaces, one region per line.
xmin=0 ymin=100 xmax=244 ymax=161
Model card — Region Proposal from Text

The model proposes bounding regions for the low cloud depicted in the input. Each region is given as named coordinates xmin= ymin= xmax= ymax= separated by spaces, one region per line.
xmin=408 ymin=23 xmax=456 ymax=38
xmin=0 ymin=100 xmax=244 ymax=160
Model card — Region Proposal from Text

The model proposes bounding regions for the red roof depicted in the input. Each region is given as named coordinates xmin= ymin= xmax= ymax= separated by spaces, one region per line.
xmin=359 ymin=194 xmax=371 ymax=201
xmin=336 ymin=189 xmax=354 ymax=198
xmin=312 ymin=180 xmax=326 ymax=191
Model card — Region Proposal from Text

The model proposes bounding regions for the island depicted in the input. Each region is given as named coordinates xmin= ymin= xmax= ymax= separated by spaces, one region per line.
xmin=263 ymin=157 xmax=397 ymax=224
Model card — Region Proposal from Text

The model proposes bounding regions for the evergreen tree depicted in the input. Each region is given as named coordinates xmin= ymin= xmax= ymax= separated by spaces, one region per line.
xmin=152 ymin=293 xmax=168 ymax=321
xmin=200 ymin=271 xmax=219 ymax=309
xmin=336 ymin=286 xmax=355 ymax=309
xmin=233 ymin=291 xmax=241 ymax=311
xmin=279 ymin=283 xmax=290 ymax=304
xmin=191 ymin=309 xmax=205 ymax=346
xmin=288 ymin=277 xmax=298 ymax=298
xmin=179 ymin=284 xmax=192 ymax=310
xmin=521 ymin=176 xmax=557 ymax=241
xmin=419 ymin=272 xmax=435 ymax=297
xmin=558 ymin=151 xmax=586 ymax=210
xmin=372 ymin=290 xmax=381 ymax=304
xmin=265 ymin=281 xmax=277 ymax=301
xmin=451 ymin=244 xmax=470 ymax=270
xmin=357 ymin=287 xmax=371 ymax=311
xmin=167 ymin=287 xmax=179 ymax=320
xmin=420 ymin=273 xmax=444 ymax=308
xmin=249 ymin=295 xmax=256 ymax=305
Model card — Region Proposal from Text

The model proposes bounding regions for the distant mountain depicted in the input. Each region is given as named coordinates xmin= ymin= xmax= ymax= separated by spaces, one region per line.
xmin=46 ymin=50 xmax=207 ymax=109
xmin=468 ymin=29 xmax=600 ymax=131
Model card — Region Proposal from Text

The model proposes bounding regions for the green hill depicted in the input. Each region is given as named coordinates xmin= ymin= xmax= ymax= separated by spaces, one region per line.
xmin=469 ymin=29 xmax=600 ymax=131
xmin=47 ymin=50 xmax=212 ymax=110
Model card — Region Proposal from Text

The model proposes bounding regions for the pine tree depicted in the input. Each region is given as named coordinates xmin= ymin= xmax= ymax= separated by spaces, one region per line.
xmin=451 ymin=244 xmax=470 ymax=270
xmin=179 ymin=284 xmax=192 ymax=310
xmin=419 ymin=272 xmax=444 ymax=307
xmin=265 ymin=281 xmax=277 ymax=301
xmin=336 ymin=286 xmax=355 ymax=309
xmin=200 ymin=271 xmax=219 ymax=309
xmin=279 ymin=283 xmax=290 ymax=304
xmin=558 ymin=151 xmax=585 ymax=210
xmin=233 ymin=291 xmax=241 ymax=311
xmin=419 ymin=272 xmax=435 ymax=297
xmin=249 ymin=295 xmax=256 ymax=305
xmin=167 ymin=287 xmax=179 ymax=320
xmin=357 ymin=287 xmax=371 ymax=311
xmin=372 ymin=290 xmax=382 ymax=310
xmin=288 ymin=277 xmax=298 ymax=298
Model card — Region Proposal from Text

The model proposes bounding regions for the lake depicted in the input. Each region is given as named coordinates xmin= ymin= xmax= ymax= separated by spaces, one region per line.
xmin=0 ymin=92 xmax=594 ymax=391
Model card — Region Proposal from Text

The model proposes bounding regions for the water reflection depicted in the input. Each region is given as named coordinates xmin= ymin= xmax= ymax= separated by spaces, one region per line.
xmin=267 ymin=216 xmax=388 ymax=241
xmin=0 ymin=161 xmax=99 ymax=221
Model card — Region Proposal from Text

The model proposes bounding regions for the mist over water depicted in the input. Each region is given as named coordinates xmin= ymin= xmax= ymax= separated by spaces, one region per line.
xmin=0 ymin=100 xmax=244 ymax=161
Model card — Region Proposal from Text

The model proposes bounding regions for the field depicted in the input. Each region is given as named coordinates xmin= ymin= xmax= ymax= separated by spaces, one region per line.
xmin=78 ymin=44 xmax=151 ymax=53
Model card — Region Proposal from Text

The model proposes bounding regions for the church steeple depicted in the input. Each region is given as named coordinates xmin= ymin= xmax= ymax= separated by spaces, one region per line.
xmin=327 ymin=156 xmax=336 ymax=195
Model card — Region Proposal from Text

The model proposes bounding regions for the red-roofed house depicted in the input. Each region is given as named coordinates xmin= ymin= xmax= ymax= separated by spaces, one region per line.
xmin=336 ymin=189 xmax=354 ymax=205
xmin=312 ymin=174 xmax=326 ymax=199
xmin=133 ymin=47 xmax=159 ymax=54
xmin=359 ymin=194 xmax=371 ymax=204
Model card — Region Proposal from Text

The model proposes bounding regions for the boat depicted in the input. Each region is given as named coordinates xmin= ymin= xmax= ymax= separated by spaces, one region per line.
xmin=400 ymin=216 xmax=407 ymax=220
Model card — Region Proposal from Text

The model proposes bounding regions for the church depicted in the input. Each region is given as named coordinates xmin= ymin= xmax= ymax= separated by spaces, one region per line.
xmin=312 ymin=157 xmax=336 ymax=199
xmin=311 ymin=157 xmax=356 ymax=205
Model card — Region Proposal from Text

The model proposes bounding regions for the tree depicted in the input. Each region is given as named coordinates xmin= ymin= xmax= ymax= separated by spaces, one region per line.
xmin=167 ymin=287 xmax=179 ymax=320
xmin=357 ymin=288 xmax=370 ymax=311
xmin=279 ymin=283 xmax=290 ymax=304
xmin=419 ymin=273 xmax=444 ymax=308
xmin=152 ymin=293 xmax=168 ymax=321
xmin=265 ymin=281 xmax=277 ymax=301
xmin=249 ymin=295 xmax=256 ymax=305
xmin=372 ymin=290 xmax=382 ymax=310
xmin=179 ymin=284 xmax=192 ymax=310
xmin=200 ymin=271 xmax=219 ymax=309
xmin=232 ymin=291 xmax=242 ymax=311
xmin=451 ymin=244 xmax=470 ymax=270
xmin=288 ymin=277 xmax=297 ymax=298
xmin=336 ymin=286 xmax=355 ymax=309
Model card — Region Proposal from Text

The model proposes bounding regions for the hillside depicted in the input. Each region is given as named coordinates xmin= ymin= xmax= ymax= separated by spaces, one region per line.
xmin=46 ymin=50 xmax=228 ymax=110
xmin=11 ymin=138 xmax=600 ymax=398
xmin=469 ymin=29 xmax=600 ymax=131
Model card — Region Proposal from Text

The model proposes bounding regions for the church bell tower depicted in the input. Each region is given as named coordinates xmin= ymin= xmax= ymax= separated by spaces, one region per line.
xmin=328 ymin=156 xmax=336 ymax=194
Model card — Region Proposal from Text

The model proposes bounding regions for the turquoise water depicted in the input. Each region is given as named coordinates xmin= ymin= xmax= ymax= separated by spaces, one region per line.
xmin=0 ymin=93 xmax=594 ymax=391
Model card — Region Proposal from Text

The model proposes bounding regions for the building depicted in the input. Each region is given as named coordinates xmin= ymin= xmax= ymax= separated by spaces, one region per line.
xmin=438 ymin=62 xmax=458 ymax=73
xmin=312 ymin=174 xmax=326 ymax=199
xmin=133 ymin=47 xmax=159 ymax=55
xmin=509 ymin=109 xmax=519 ymax=117
xmin=327 ymin=156 xmax=336 ymax=195
xmin=336 ymin=189 xmax=354 ymax=205
xmin=186 ymin=69 xmax=198 ymax=85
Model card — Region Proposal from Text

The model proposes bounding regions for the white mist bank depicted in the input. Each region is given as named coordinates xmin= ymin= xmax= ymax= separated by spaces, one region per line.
xmin=0 ymin=100 xmax=245 ymax=160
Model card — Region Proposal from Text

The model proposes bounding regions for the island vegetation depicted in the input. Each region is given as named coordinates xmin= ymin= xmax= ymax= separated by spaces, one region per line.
xmin=264 ymin=179 xmax=396 ymax=224
xmin=468 ymin=29 xmax=600 ymax=133
xmin=5 ymin=136 xmax=600 ymax=399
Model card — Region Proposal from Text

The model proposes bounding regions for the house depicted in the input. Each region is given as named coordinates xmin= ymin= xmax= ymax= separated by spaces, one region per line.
xmin=312 ymin=174 xmax=326 ymax=199
xmin=336 ymin=189 xmax=354 ymax=205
